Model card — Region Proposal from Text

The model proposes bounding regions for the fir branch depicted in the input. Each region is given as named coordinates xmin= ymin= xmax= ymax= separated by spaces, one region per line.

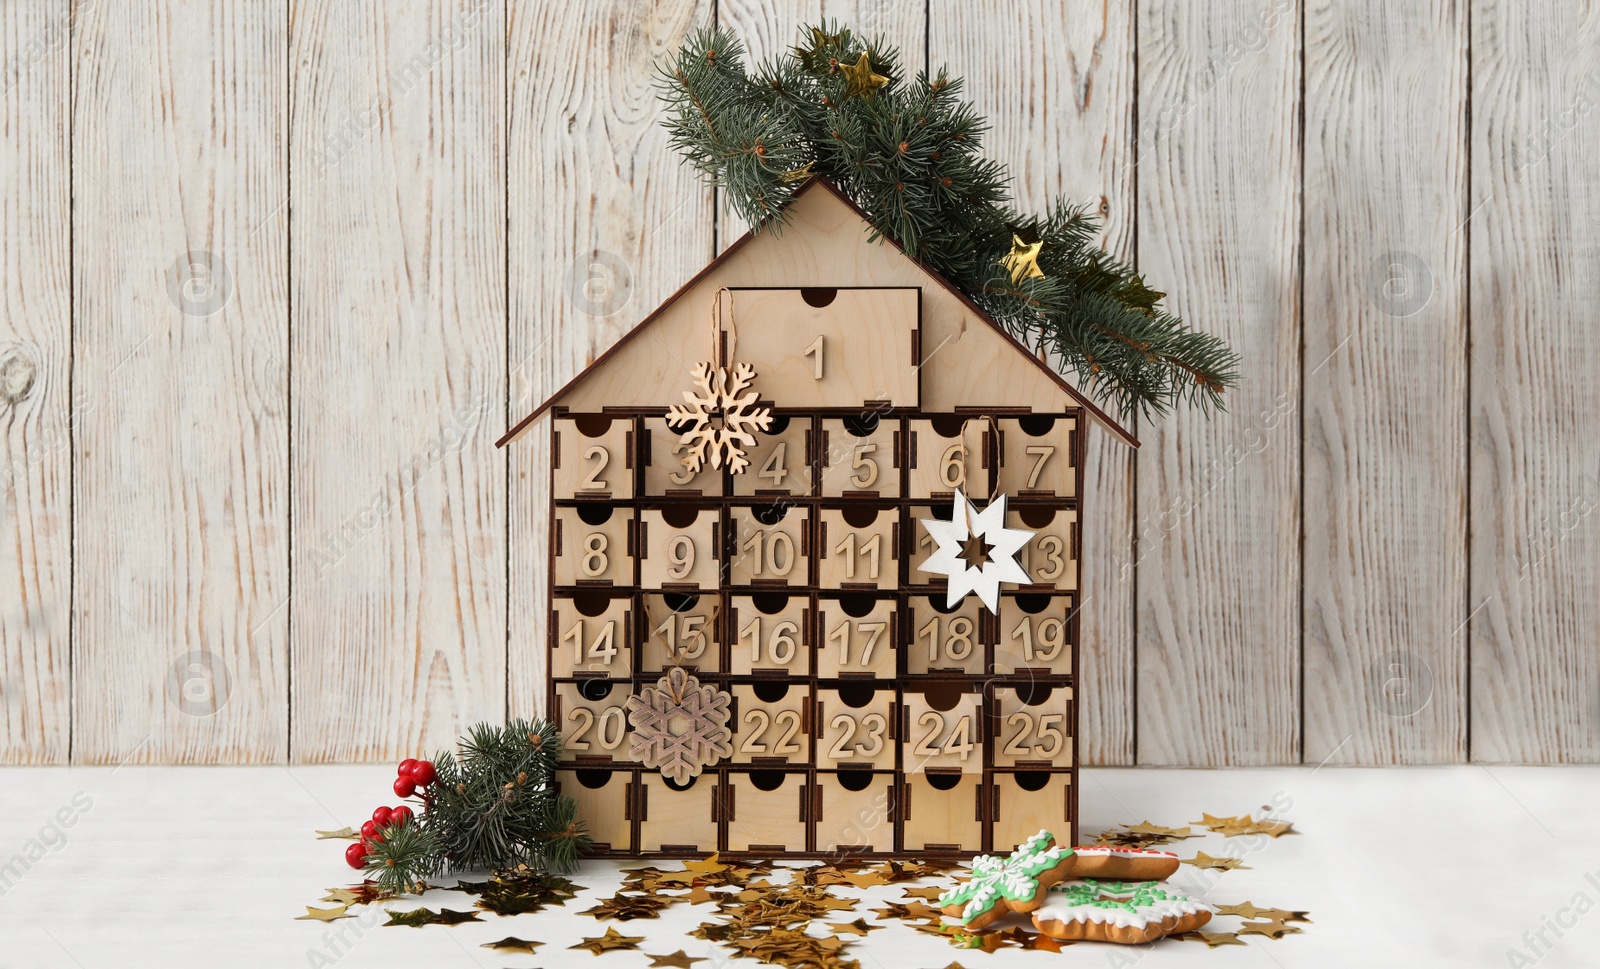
xmin=656 ymin=20 xmax=1241 ymax=420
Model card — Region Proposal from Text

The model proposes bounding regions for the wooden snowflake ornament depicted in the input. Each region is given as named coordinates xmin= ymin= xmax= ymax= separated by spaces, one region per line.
xmin=666 ymin=361 xmax=773 ymax=474
xmin=625 ymin=666 xmax=733 ymax=783
xmin=917 ymin=489 xmax=1036 ymax=613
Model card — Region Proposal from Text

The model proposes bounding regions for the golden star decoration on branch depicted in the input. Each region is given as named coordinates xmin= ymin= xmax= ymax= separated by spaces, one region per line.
xmin=999 ymin=233 xmax=1045 ymax=284
xmin=839 ymin=51 xmax=888 ymax=98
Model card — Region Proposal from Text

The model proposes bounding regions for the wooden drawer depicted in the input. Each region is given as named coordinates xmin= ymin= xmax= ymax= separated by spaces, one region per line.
xmin=637 ymin=774 xmax=717 ymax=853
xmin=996 ymin=415 xmax=1076 ymax=499
xmin=992 ymin=683 xmax=1074 ymax=769
xmin=903 ymin=684 xmax=984 ymax=774
xmin=817 ymin=507 xmax=898 ymax=591
xmin=642 ymin=415 xmax=725 ymax=498
xmin=902 ymin=772 xmax=982 ymax=853
xmin=990 ymin=771 xmax=1073 ymax=853
xmin=814 ymin=771 xmax=896 ymax=853
xmin=1007 ymin=506 xmax=1078 ymax=591
xmin=550 ymin=593 xmax=632 ymax=679
xmin=553 ymin=415 xmax=634 ymax=500
xmin=727 ymin=503 xmax=810 ymax=587
xmin=729 ymin=593 xmax=811 ymax=676
xmin=907 ymin=594 xmax=985 ymax=675
xmin=816 ymin=685 xmax=895 ymax=771
xmin=906 ymin=415 xmax=991 ymax=500
xmin=722 ymin=287 xmax=920 ymax=409
xmin=732 ymin=415 xmax=813 ymax=498
xmin=638 ymin=506 xmax=720 ymax=590
xmin=553 ymin=505 xmax=634 ymax=587
xmin=556 ymin=769 xmax=634 ymax=853
xmin=723 ymin=770 xmax=809 ymax=853
xmin=814 ymin=595 xmax=897 ymax=678
xmin=554 ymin=680 xmax=634 ymax=765
xmin=639 ymin=592 xmax=721 ymax=674
xmin=907 ymin=503 xmax=950 ymax=590
xmin=730 ymin=682 xmax=811 ymax=767
xmin=994 ymin=594 xmax=1073 ymax=676
xmin=818 ymin=416 xmax=901 ymax=498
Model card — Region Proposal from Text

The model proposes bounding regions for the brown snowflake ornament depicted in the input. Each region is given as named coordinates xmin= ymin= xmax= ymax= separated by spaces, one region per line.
xmin=625 ymin=667 xmax=733 ymax=783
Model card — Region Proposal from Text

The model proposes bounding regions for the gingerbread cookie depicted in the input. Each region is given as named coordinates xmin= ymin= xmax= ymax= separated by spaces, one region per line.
xmin=1030 ymin=879 xmax=1211 ymax=944
xmin=937 ymin=830 xmax=1076 ymax=929
xmin=1061 ymin=845 xmax=1180 ymax=881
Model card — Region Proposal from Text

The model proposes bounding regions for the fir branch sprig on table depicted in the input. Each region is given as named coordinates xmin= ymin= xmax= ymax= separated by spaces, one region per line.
xmin=362 ymin=719 xmax=590 ymax=892
xmin=657 ymin=21 xmax=1240 ymax=421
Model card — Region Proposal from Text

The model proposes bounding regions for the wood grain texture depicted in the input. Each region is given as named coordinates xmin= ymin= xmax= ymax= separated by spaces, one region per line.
xmin=0 ymin=1 xmax=72 ymax=763
xmin=1469 ymin=1 xmax=1600 ymax=763
xmin=930 ymin=0 xmax=1136 ymax=766
xmin=1134 ymin=0 xmax=1301 ymax=765
xmin=507 ymin=0 xmax=713 ymax=721
xmin=714 ymin=0 xmax=929 ymax=253
xmin=1302 ymin=1 xmax=1467 ymax=765
xmin=72 ymin=1 xmax=289 ymax=763
xmin=290 ymin=0 xmax=505 ymax=760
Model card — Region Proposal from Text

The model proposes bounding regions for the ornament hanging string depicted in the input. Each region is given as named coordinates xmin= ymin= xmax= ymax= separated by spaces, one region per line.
xmin=710 ymin=286 xmax=738 ymax=370
xmin=958 ymin=415 xmax=994 ymax=531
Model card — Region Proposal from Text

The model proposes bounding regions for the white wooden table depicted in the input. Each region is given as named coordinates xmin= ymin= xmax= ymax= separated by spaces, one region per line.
xmin=0 ymin=766 xmax=1593 ymax=968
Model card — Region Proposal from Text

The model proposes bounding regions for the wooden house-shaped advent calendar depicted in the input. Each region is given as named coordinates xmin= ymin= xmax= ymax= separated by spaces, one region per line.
xmin=498 ymin=178 xmax=1137 ymax=859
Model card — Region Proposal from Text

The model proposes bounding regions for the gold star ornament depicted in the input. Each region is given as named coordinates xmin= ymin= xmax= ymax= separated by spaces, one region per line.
xmin=1000 ymin=234 xmax=1045 ymax=284
xmin=840 ymin=52 xmax=888 ymax=98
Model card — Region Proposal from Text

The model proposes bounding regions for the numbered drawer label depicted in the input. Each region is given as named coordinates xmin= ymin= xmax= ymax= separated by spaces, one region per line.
xmin=903 ymin=686 xmax=984 ymax=774
xmin=819 ymin=415 xmax=901 ymax=498
xmin=996 ymin=415 xmax=1076 ymax=499
xmin=551 ymin=594 xmax=632 ymax=678
xmin=814 ymin=771 xmax=896 ymax=853
xmin=908 ymin=596 xmax=986 ymax=675
xmin=815 ymin=595 xmax=897 ymax=678
xmin=729 ymin=593 xmax=811 ymax=676
xmin=640 ymin=593 xmax=720 ymax=673
xmin=817 ymin=686 xmax=895 ymax=770
xmin=554 ymin=506 xmax=634 ymax=587
xmin=994 ymin=594 xmax=1073 ymax=675
xmin=639 ymin=506 xmax=720 ymax=590
xmin=642 ymin=416 xmax=725 ymax=497
xmin=723 ymin=770 xmax=809 ymax=852
xmin=990 ymin=771 xmax=1073 ymax=854
xmin=728 ymin=504 xmax=810 ymax=586
xmin=730 ymin=683 xmax=811 ymax=765
xmin=907 ymin=415 xmax=991 ymax=500
xmin=908 ymin=504 xmax=949 ymax=588
xmin=1008 ymin=507 xmax=1078 ymax=591
xmin=817 ymin=507 xmax=898 ymax=591
xmin=733 ymin=415 xmax=813 ymax=498
xmin=555 ymin=680 xmax=634 ymax=762
xmin=992 ymin=684 xmax=1074 ymax=768
xmin=554 ymin=416 xmax=634 ymax=500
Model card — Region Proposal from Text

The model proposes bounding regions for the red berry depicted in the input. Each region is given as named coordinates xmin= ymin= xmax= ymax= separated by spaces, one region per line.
xmin=389 ymin=805 xmax=414 ymax=826
xmin=408 ymin=761 xmax=437 ymax=787
xmin=393 ymin=776 xmax=416 ymax=798
xmin=345 ymin=843 xmax=368 ymax=869
xmin=360 ymin=820 xmax=384 ymax=842
xmin=398 ymin=758 xmax=419 ymax=779
xmin=371 ymin=806 xmax=394 ymax=826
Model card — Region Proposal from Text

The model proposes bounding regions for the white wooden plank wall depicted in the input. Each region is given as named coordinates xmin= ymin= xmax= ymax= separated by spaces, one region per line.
xmin=0 ymin=0 xmax=1595 ymax=765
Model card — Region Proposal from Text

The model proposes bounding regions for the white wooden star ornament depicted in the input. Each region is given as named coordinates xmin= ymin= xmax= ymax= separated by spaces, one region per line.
xmin=917 ymin=489 xmax=1036 ymax=613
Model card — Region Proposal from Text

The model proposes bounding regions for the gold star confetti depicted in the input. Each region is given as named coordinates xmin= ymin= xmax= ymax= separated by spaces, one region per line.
xmin=1181 ymin=851 xmax=1249 ymax=871
xmin=481 ymin=937 xmax=543 ymax=954
xmin=1178 ymin=930 xmax=1246 ymax=948
xmin=1239 ymin=921 xmax=1303 ymax=939
xmin=570 ymin=927 xmax=646 ymax=955
xmin=294 ymin=905 xmax=352 ymax=922
xmin=646 ymin=951 xmax=708 ymax=968
xmin=314 ymin=827 xmax=358 ymax=840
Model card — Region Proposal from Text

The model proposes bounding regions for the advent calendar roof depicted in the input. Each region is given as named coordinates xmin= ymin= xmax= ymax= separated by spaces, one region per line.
xmin=498 ymin=177 xmax=1137 ymax=449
